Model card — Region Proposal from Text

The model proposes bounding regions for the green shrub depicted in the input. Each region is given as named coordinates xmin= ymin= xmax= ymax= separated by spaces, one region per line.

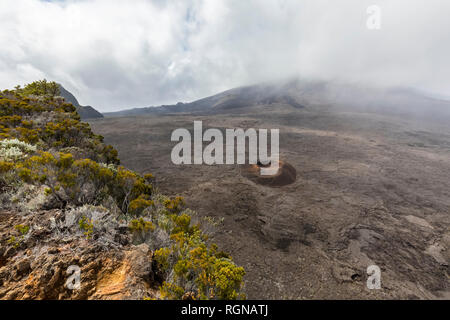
xmin=129 ymin=195 xmax=154 ymax=216
xmin=0 ymin=82 xmax=246 ymax=301
xmin=16 ymin=80 xmax=60 ymax=98
xmin=14 ymin=224 xmax=30 ymax=235
xmin=7 ymin=236 xmax=21 ymax=249
xmin=7 ymin=224 xmax=30 ymax=249
xmin=78 ymin=215 xmax=94 ymax=239
xmin=129 ymin=217 xmax=155 ymax=243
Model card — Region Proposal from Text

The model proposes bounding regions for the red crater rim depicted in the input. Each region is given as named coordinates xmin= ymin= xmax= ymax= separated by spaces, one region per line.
xmin=241 ymin=160 xmax=297 ymax=187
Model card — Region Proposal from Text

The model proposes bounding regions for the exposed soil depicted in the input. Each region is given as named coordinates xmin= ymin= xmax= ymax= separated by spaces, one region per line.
xmin=0 ymin=208 xmax=157 ymax=300
xmin=90 ymin=102 xmax=450 ymax=299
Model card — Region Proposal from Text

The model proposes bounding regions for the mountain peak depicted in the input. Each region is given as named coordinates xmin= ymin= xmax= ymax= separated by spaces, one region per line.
xmin=58 ymin=84 xmax=103 ymax=120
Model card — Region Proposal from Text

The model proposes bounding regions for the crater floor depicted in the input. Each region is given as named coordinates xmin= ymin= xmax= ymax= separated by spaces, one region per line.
xmin=90 ymin=104 xmax=450 ymax=299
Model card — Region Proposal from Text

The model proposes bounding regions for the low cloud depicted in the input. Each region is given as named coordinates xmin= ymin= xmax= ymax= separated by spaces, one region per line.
xmin=0 ymin=0 xmax=449 ymax=111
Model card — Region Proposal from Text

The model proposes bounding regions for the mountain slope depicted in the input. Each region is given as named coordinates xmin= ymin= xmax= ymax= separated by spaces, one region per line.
xmin=104 ymin=82 xmax=306 ymax=117
xmin=92 ymin=79 xmax=450 ymax=299
xmin=0 ymin=82 xmax=245 ymax=300
xmin=105 ymin=80 xmax=450 ymax=122
xmin=58 ymin=85 xmax=104 ymax=120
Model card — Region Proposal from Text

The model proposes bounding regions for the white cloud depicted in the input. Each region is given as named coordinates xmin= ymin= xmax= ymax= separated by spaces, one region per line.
xmin=0 ymin=0 xmax=449 ymax=111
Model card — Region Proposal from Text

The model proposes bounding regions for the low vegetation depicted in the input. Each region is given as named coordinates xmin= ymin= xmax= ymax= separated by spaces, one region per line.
xmin=0 ymin=80 xmax=245 ymax=300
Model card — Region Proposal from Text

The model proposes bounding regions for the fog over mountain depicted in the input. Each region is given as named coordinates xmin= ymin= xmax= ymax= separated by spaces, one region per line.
xmin=105 ymin=80 xmax=450 ymax=122
xmin=0 ymin=0 xmax=449 ymax=111
xmin=1 ymin=1 xmax=450 ymax=302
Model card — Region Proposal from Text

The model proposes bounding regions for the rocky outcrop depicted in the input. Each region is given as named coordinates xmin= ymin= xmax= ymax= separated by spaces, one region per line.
xmin=0 ymin=207 xmax=157 ymax=300
xmin=0 ymin=87 xmax=245 ymax=300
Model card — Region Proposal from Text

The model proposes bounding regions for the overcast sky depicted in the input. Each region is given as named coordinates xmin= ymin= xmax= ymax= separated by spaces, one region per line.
xmin=0 ymin=0 xmax=449 ymax=112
